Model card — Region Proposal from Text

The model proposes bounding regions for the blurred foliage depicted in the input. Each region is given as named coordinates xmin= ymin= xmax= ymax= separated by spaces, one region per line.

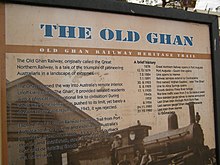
xmin=161 ymin=0 xmax=197 ymax=10
xmin=121 ymin=0 xmax=197 ymax=10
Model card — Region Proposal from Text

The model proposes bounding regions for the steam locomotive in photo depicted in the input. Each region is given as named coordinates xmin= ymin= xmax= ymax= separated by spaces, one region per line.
xmin=67 ymin=102 xmax=216 ymax=165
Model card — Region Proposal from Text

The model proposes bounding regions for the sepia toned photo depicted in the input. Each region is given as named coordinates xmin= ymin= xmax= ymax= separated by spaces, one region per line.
xmin=6 ymin=75 xmax=216 ymax=165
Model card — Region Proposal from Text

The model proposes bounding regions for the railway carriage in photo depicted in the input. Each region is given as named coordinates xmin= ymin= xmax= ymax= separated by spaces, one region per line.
xmin=67 ymin=102 xmax=216 ymax=165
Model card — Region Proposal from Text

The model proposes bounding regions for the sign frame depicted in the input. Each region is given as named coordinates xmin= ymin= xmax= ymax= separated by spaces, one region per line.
xmin=1 ymin=0 xmax=220 ymax=164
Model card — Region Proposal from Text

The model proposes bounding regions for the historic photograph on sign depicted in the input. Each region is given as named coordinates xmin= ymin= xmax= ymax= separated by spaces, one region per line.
xmin=4 ymin=3 xmax=216 ymax=165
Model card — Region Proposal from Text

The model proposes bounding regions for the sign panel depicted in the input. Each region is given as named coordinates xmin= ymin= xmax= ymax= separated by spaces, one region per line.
xmin=1 ymin=2 xmax=219 ymax=165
